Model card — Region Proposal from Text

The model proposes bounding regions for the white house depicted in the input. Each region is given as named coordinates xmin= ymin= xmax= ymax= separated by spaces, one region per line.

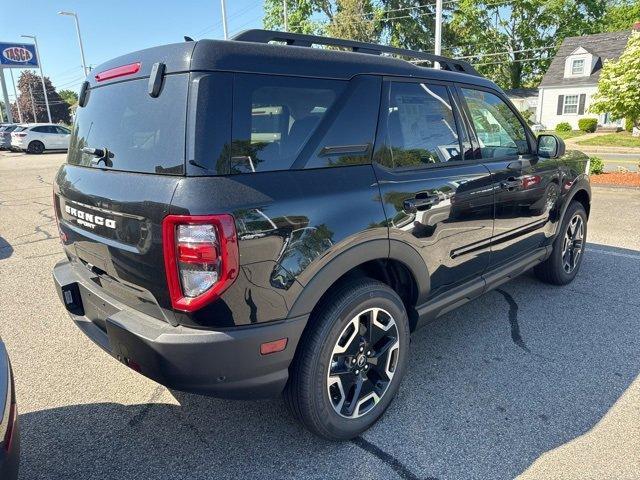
xmin=505 ymin=88 xmax=538 ymax=118
xmin=537 ymin=30 xmax=632 ymax=130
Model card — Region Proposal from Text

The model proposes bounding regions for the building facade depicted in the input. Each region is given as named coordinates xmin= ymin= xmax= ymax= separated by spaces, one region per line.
xmin=537 ymin=30 xmax=632 ymax=130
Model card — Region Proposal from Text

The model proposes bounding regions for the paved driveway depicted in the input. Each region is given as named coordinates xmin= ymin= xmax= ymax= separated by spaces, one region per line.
xmin=0 ymin=151 xmax=638 ymax=479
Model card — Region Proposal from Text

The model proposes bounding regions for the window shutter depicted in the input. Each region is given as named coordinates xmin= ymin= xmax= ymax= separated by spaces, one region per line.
xmin=557 ymin=95 xmax=564 ymax=115
xmin=578 ymin=94 xmax=586 ymax=115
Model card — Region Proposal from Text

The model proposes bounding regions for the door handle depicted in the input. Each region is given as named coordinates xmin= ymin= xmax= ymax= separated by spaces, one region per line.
xmin=500 ymin=177 xmax=522 ymax=190
xmin=403 ymin=195 xmax=440 ymax=213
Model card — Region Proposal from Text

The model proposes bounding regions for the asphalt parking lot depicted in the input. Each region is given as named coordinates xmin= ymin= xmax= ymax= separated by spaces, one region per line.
xmin=0 ymin=151 xmax=638 ymax=480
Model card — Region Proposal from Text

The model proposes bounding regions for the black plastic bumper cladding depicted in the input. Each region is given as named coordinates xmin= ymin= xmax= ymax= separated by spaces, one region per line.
xmin=53 ymin=259 xmax=308 ymax=399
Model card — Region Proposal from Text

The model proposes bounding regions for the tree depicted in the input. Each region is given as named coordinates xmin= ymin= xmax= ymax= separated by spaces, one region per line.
xmin=599 ymin=0 xmax=640 ymax=31
xmin=58 ymin=89 xmax=79 ymax=108
xmin=590 ymin=31 xmax=640 ymax=135
xmin=11 ymin=70 xmax=70 ymax=124
xmin=326 ymin=0 xmax=378 ymax=42
xmin=449 ymin=0 xmax=607 ymax=89
xmin=263 ymin=0 xmax=324 ymax=34
xmin=263 ymin=0 xmax=609 ymax=90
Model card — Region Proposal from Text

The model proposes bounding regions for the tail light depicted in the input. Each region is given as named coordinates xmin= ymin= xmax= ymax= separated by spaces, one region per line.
xmin=13 ymin=133 xmax=26 ymax=138
xmin=162 ymin=214 xmax=239 ymax=312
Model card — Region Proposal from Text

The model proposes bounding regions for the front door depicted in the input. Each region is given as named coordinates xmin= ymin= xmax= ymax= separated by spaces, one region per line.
xmin=373 ymin=79 xmax=494 ymax=299
xmin=458 ymin=86 xmax=560 ymax=268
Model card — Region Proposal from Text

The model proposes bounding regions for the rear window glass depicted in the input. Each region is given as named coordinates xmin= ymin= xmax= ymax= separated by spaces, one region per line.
xmin=68 ymin=74 xmax=188 ymax=174
xmin=231 ymin=74 xmax=344 ymax=173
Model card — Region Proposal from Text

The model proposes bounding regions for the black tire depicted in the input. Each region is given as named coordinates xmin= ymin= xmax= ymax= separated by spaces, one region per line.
xmin=27 ymin=141 xmax=45 ymax=154
xmin=535 ymin=201 xmax=587 ymax=285
xmin=284 ymin=279 xmax=410 ymax=440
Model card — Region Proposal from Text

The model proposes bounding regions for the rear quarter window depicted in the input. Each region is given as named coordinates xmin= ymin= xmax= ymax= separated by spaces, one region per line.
xmin=67 ymin=73 xmax=188 ymax=175
xmin=230 ymin=74 xmax=345 ymax=173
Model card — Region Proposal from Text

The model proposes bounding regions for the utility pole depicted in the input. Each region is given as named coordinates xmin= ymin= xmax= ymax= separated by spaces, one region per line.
xmin=21 ymin=35 xmax=51 ymax=123
xmin=0 ymin=69 xmax=13 ymax=123
xmin=283 ymin=0 xmax=288 ymax=31
xmin=9 ymin=69 xmax=22 ymax=123
xmin=59 ymin=11 xmax=88 ymax=77
xmin=220 ymin=0 xmax=229 ymax=40
xmin=434 ymin=0 xmax=443 ymax=68
xmin=28 ymin=84 xmax=37 ymax=123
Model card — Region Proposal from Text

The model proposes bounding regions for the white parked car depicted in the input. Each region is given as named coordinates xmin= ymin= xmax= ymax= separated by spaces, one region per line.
xmin=11 ymin=123 xmax=71 ymax=154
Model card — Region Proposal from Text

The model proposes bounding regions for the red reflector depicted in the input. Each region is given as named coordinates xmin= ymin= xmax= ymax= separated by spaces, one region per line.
xmin=178 ymin=243 xmax=218 ymax=263
xmin=260 ymin=338 xmax=288 ymax=355
xmin=95 ymin=62 xmax=141 ymax=82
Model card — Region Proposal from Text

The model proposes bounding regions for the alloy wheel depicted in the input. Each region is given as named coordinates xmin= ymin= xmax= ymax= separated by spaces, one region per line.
xmin=562 ymin=213 xmax=584 ymax=273
xmin=326 ymin=307 xmax=400 ymax=419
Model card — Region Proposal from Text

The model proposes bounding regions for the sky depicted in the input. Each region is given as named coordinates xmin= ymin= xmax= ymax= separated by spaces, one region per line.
xmin=0 ymin=0 xmax=266 ymax=96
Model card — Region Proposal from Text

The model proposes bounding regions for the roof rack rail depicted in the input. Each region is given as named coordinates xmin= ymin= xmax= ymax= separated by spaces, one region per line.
xmin=232 ymin=29 xmax=480 ymax=77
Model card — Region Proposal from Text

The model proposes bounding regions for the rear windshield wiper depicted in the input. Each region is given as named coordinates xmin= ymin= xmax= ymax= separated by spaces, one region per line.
xmin=82 ymin=146 xmax=114 ymax=168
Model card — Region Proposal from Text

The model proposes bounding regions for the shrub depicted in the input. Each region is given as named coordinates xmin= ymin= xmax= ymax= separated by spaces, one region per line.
xmin=555 ymin=122 xmax=572 ymax=132
xmin=589 ymin=156 xmax=604 ymax=175
xmin=625 ymin=117 xmax=634 ymax=133
xmin=578 ymin=118 xmax=598 ymax=133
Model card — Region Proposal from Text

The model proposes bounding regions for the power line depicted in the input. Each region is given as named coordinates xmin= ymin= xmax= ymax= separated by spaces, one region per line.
xmin=455 ymin=46 xmax=555 ymax=59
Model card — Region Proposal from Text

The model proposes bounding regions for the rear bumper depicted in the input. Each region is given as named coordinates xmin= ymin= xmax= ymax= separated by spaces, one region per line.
xmin=53 ymin=259 xmax=308 ymax=399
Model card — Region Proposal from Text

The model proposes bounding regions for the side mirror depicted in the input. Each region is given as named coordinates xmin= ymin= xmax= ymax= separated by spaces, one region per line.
xmin=537 ymin=134 xmax=566 ymax=159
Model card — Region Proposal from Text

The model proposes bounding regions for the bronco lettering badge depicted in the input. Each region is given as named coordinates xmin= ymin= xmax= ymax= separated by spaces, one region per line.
xmin=65 ymin=204 xmax=116 ymax=230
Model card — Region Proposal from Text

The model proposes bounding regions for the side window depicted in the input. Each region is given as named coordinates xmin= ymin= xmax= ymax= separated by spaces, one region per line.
xmin=379 ymin=82 xmax=462 ymax=169
xmin=304 ymin=76 xmax=381 ymax=169
xmin=31 ymin=126 xmax=47 ymax=133
xmin=56 ymin=126 xmax=71 ymax=134
xmin=461 ymin=88 xmax=530 ymax=158
xmin=231 ymin=74 xmax=344 ymax=173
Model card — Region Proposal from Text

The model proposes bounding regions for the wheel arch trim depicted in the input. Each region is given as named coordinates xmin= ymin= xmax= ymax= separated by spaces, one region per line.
xmin=286 ymin=239 xmax=429 ymax=319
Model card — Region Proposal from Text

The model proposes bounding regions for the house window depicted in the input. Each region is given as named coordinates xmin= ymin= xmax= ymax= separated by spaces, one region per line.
xmin=563 ymin=95 xmax=579 ymax=114
xmin=571 ymin=59 xmax=585 ymax=75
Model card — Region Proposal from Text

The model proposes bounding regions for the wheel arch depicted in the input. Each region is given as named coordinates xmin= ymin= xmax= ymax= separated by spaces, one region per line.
xmin=286 ymin=239 xmax=429 ymax=332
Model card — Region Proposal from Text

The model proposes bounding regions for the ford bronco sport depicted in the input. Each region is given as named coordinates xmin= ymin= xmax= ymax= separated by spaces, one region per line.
xmin=53 ymin=30 xmax=591 ymax=440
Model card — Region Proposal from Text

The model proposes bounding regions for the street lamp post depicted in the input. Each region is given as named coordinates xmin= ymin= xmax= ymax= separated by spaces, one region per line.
xmin=434 ymin=0 xmax=443 ymax=69
xmin=58 ymin=11 xmax=88 ymax=77
xmin=9 ymin=69 xmax=22 ymax=123
xmin=20 ymin=35 xmax=51 ymax=123
xmin=220 ymin=0 xmax=229 ymax=40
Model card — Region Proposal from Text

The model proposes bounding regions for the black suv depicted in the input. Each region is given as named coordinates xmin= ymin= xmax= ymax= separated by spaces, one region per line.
xmin=53 ymin=30 xmax=590 ymax=440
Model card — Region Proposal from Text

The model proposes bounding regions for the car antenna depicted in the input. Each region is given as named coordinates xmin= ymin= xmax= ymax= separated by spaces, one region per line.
xmin=184 ymin=36 xmax=194 ymax=42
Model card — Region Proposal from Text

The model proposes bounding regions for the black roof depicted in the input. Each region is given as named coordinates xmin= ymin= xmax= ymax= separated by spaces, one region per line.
xmin=539 ymin=30 xmax=631 ymax=88
xmin=88 ymin=30 xmax=498 ymax=91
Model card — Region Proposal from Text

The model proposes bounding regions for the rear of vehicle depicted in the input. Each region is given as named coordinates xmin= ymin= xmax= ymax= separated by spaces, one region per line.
xmin=0 ymin=339 xmax=19 ymax=480
xmin=9 ymin=126 xmax=28 ymax=151
xmin=52 ymin=41 xmax=312 ymax=399
xmin=0 ymin=125 xmax=17 ymax=150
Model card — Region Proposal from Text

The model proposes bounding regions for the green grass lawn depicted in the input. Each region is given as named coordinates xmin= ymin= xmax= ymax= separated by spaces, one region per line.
xmin=576 ymin=132 xmax=640 ymax=148
xmin=539 ymin=130 xmax=586 ymax=140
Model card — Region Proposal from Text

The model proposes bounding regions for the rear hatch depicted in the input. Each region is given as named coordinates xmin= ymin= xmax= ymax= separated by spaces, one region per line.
xmin=53 ymin=42 xmax=195 ymax=323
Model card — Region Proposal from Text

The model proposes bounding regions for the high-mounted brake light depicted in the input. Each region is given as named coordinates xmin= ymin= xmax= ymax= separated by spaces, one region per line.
xmin=162 ymin=215 xmax=239 ymax=312
xmin=95 ymin=62 xmax=141 ymax=82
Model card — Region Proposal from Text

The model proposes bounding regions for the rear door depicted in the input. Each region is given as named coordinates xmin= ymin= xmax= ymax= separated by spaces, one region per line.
xmin=373 ymin=79 xmax=494 ymax=299
xmin=54 ymin=125 xmax=71 ymax=149
xmin=54 ymin=69 xmax=190 ymax=322
xmin=457 ymin=86 xmax=560 ymax=268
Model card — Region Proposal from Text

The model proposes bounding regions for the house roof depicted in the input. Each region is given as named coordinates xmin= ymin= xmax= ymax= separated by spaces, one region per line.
xmin=504 ymin=88 xmax=538 ymax=99
xmin=539 ymin=30 xmax=631 ymax=88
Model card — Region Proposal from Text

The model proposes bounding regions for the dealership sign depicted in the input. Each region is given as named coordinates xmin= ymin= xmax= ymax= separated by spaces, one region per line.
xmin=0 ymin=42 xmax=38 ymax=68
